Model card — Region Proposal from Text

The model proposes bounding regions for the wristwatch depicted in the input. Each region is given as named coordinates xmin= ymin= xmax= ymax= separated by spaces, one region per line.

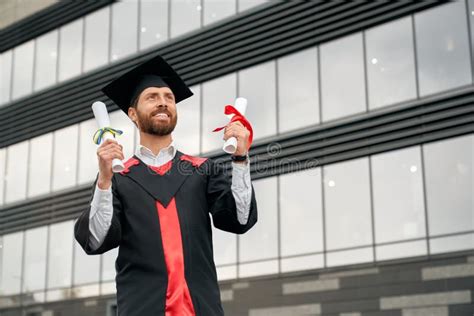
xmin=231 ymin=152 xmax=249 ymax=162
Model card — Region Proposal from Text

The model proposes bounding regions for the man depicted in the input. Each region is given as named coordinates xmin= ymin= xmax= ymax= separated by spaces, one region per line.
xmin=74 ymin=55 xmax=258 ymax=316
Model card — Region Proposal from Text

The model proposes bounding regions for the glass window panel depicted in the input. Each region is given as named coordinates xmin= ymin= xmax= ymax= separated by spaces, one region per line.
xmin=238 ymin=0 xmax=267 ymax=12
xmin=73 ymin=241 xmax=100 ymax=286
xmin=239 ymin=177 xmax=278 ymax=262
xmin=469 ymin=0 xmax=474 ymax=62
xmin=23 ymin=227 xmax=48 ymax=293
xmin=239 ymin=259 xmax=278 ymax=278
xmin=371 ymin=146 xmax=426 ymax=243
xmin=280 ymin=254 xmax=324 ymax=274
xmin=101 ymin=247 xmax=118 ymax=282
xmin=212 ymin=224 xmax=237 ymax=266
xmin=101 ymin=282 xmax=117 ymax=296
xmin=202 ymin=73 xmax=237 ymax=152
xmin=0 ymin=148 xmax=5 ymax=205
xmin=83 ymin=6 xmax=110 ymax=72
xmin=430 ymin=233 xmax=474 ymax=255
xmin=47 ymin=221 xmax=73 ymax=290
xmin=52 ymin=125 xmax=78 ymax=191
xmin=204 ymin=0 xmax=236 ymax=26
xmin=415 ymin=1 xmax=472 ymax=96
xmin=111 ymin=0 xmax=138 ymax=62
xmin=170 ymin=0 xmax=201 ymax=38
xmin=278 ymin=47 xmax=320 ymax=133
xmin=321 ymin=33 xmax=366 ymax=122
xmin=216 ymin=265 xmax=237 ymax=281
xmin=238 ymin=61 xmax=277 ymax=140
xmin=34 ymin=30 xmax=58 ymax=92
xmin=365 ymin=17 xmax=417 ymax=109
xmin=376 ymin=240 xmax=427 ymax=261
xmin=71 ymin=284 xmax=100 ymax=298
xmin=139 ymin=0 xmax=168 ymax=50
xmin=0 ymin=50 xmax=13 ymax=105
xmin=423 ymin=134 xmax=473 ymax=235
xmin=12 ymin=40 xmax=34 ymax=100
xmin=5 ymin=141 xmax=29 ymax=204
xmin=58 ymin=19 xmax=83 ymax=82
xmin=173 ymin=85 xmax=200 ymax=155
xmin=28 ymin=133 xmax=53 ymax=198
xmin=327 ymin=247 xmax=373 ymax=267
xmin=0 ymin=232 xmax=23 ymax=295
xmin=78 ymin=119 xmax=99 ymax=185
xmin=280 ymin=168 xmax=323 ymax=256
xmin=324 ymin=158 xmax=373 ymax=250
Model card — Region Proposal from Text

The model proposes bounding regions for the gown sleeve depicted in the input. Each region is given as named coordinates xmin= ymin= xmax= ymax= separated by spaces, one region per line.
xmin=74 ymin=174 xmax=123 ymax=255
xmin=206 ymin=159 xmax=258 ymax=234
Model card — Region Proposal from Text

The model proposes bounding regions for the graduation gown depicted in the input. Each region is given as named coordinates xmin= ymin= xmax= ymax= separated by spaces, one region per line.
xmin=74 ymin=150 xmax=258 ymax=316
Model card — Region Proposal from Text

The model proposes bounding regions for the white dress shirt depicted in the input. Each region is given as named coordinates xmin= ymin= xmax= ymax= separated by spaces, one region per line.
xmin=88 ymin=140 xmax=252 ymax=250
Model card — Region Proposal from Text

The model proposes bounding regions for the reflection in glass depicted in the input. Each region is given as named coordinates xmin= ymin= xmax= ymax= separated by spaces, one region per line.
xmin=365 ymin=17 xmax=417 ymax=109
xmin=73 ymin=241 xmax=100 ymax=286
xmin=170 ymin=0 xmax=201 ymax=38
xmin=324 ymin=158 xmax=373 ymax=250
xmin=204 ymin=0 xmax=236 ymax=26
xmin=239 ymin=259 xmax=278 ymax=278
xmin=281 ymin=255 xmax=324 ymax=273
xmin=58 ymin=19 xmax=83 ymax=82
xmin=12 ymin=40 xmax=34 ymax=100
xmin=415 ymin=1 xmax=472 ymax=96
xmin=28 ymin=133 xmax=53 ymax=198
xmin=0 ymin=232 xmax=23 ymax=296
xmin=327 ymin=247 xmax=373 ymax=267
xmin=423 ymin=135 xmax=473 ymax=236
xmin=23 ymin=227 xmax=48 ymax=293
xmin=139 ymin=0 xmax=168 ymax=50
xmin=430 ymin=233 xmax=474 ymax=255
xmin=52 ymin=125 xmax=78 ymax=191
xmin=278 ymin=47 xmax=320 ymax=133
xmin=111 ymin=0 xmax=138 ymax=62
xmin=239 ymin=177 xmax=278 ymax=262
xmin=212 ymin=222 xmax=237 ymax=266
xmin=83 ymin=7 xmax=110 ymax=72
xmin=321 ymin=33 xmax=366 ymax=122
xmin=238 ymin=61 xmax=277 ymax=140
xmin=202 ymin=74 xmax=237 ymax=152
xmin=280 ymin=168 xmax=323 ymax=256
xmin=238 ymin=0 xmax=267 ymax=12
xmin=102 ymin=247 xmax=118 ymax=282
xmin=5 ymin=141 xmax=29 ymax=204
xmin=34 ymin=30 xmax=58 ymax=91
xmin=0 ymin=149 xmax=5 ymax=205
xmin=173 ymin=85 xmax=200 ymax=155
xmin=371 ymin=146 xmax=426 ymax=243
xmin=376 ymin=240 xmax=427 ymax=261
xmin=47 ymin=221 xmax=74 ymax=289
xmin=0 ymin=51 xmax=12 ymax=105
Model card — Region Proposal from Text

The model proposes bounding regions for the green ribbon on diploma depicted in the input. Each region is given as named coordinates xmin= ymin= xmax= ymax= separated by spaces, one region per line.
xmin=92 ymin=127 xmax=123 ymax=145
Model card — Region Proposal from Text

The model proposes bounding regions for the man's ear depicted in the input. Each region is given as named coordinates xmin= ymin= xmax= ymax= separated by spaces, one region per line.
xmin=128 ymin=107 xmax=138 ymax=128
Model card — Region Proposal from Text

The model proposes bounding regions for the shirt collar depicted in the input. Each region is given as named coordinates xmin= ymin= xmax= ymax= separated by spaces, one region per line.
xmin=135 ymin=139 xmax=177 ymax=159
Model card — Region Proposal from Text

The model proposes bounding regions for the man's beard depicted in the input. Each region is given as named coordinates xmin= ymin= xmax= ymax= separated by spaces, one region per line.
xmin=136 ymin=108 xmax=177 ymax=136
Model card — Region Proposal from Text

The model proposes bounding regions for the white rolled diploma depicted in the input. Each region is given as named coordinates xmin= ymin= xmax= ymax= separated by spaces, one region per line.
xmin=91 ymin=101 xmax=125 ymax=173
xmin=223 ymin=97 xmax=247 ymax=154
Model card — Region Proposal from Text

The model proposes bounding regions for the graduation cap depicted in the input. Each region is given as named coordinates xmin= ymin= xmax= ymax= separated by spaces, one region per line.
xmin=101 ymin=55 xmax=193 ymax=113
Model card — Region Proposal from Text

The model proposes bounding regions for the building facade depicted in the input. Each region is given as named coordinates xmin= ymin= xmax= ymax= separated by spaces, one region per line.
xmin=0 ymin=0 xmax=473 ymax=315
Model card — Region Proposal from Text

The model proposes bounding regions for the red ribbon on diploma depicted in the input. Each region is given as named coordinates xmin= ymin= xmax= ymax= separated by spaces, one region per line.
xmin=212 ymin=105 xmax=254 ymax=151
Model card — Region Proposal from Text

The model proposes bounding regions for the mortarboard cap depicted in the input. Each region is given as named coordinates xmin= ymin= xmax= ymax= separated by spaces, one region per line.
xmin=101 ymin=55 xmax=193 ymax=113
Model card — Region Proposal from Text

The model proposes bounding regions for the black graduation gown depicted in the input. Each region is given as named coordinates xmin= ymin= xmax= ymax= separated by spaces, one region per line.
xmin=74 ymin=150 xmax=258 ymax=316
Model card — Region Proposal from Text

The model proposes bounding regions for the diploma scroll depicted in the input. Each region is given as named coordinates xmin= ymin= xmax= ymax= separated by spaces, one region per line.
xmin=223 ymin=97 xmax=247 ymax=154
xmin=92 ymin=101 xmax=125 ymax=173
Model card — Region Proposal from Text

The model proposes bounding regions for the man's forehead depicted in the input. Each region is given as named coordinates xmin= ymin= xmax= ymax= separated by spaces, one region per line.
xmin=141 ymin=86 xmax=174 ymax=96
